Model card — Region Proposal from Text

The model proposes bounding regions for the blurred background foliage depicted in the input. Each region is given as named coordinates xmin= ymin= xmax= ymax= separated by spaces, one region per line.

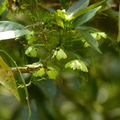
xmin=0 ymin=0 xmax=120 ymax=120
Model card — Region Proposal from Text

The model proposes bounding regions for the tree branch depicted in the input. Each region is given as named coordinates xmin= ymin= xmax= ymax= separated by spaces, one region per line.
xmin=11 ymin=63 xmax=43 ymax=73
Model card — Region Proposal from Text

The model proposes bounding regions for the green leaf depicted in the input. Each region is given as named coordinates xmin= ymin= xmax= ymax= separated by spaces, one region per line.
xmin=33 ymin=68 xmax=45 ymax=77
xmin=25 ymin=46 xmax=38 ymax=57
xmin=84 ymin=41 xmax=90 ymax=47
xmin=52 ymin=48 xmax=67 ymax=60
xmin=25 ymin=32 xmax=36 ymax=44
xmin=81 ymin=31 xmax=102 ymax=53
xmin=0 ymin=21 xmax=30 ymax=40
xmin=72 ymin=6 xmax=101 ymax=28
xmin=91 ymin=32 xmax=107 ymax=40
xmin=47 ymin=67 xmax=58 ymax=79
xmin=66 ymin=0 xmax=89 ymax=19
xmin=59 ymin=0 xmax=66 ymax=9
xmin=56 ymin=9 xmax=67 ymax=21
xmin=47 ymin=70 xmax=57 ymax=79
xmin=69 ymin=0 xmax=106 ymax=20
xmin=54 ymin=13 xmax=64 ymax=28
xmin=0 ymin=57 xmax=20 ymax=101
xmin=65 ymin=59 xmax=88 ymax=72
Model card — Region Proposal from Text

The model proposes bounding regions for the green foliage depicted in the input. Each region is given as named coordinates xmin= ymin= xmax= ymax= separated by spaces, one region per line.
xmin=69 ymin=0 xmax=106 ymax=20
xmin=80 ymin=31 xmax=102 ymax=53
xmin=52 ymin=47 xmax=67 ymax=60
xmin=25 ymin=32 xmax=36 ymax=44
xmin=91 ymin=32 xmax=107 ymax=40
xmin=0 ymin=0 xmax=7 ymax=14
xmin=72 ymin=6 xmax=101 ymax=27
xmin=65 ymin=59 xmax=88 ymax=72
xmin=0 ymin=0 xmax=106 ymax=95
xmin=46 ymin=66 xmax=58 ymax=79
xmin=0 ymin=0 xmax=108 ymax=119
xmin=33 ymin=67 xmax=46 ymax=77
xmin=66 ymin=0 xmax=90 ymax=20
xmin=54 ymin=12 xmax=64 ymax=28
xmin=33 ymin=66 xmax=58 ymax=79
xmin=25 ymin=46 xmax=38 ymax=57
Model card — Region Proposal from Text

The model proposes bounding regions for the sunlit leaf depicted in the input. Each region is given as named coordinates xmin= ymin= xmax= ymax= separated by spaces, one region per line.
xmin=54 ymin=13 xmax=64 ymax=28
xmin=33 ymin=68 xmax=45 ymax=77
xmin=56 ymin=9 xmax=67 ymax=21
xmin=25 ymin=46 xmax=38 ymax=57
xmin=52 ymin=48 xmax=67 ymax=60
xmin=84 ymin=41 xmax=90 ymax=47
xmin=91 ymin=32 xmax=107 ymax=40
xmin=69 ymin=0 xmax=105 ymax=20
xmin=47 ymin=67 xmax=58 ymax=79
xmin=0 ymin=56 xmax=20 ymax=101
xmin=25 ymin=32 xmax=36 ymax=44
xmin=47 ymin=70 xmax=57 ymax=79
xmin=0 ymin=21 xmax=30 ymax=40
xmin=65 ymin=59 xmax=88 ymax=72
xmin=66 ymin=0 xmax=89 ymax=19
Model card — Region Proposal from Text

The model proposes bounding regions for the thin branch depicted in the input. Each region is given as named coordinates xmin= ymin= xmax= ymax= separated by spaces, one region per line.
xmin=11 ymin=63 xmax=43 ymax=73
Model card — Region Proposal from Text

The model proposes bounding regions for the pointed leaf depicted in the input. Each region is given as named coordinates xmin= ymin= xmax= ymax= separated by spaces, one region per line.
xmin=0 ymin=57 xmax=20 ymax=101
xmin=70 ymin=0 xmax=106 ymax=20
xmin=0 ymin=21 xmax=30 ymax=40
xmin=72 ymin=6 xmax=101 ymax=27
xmin=81 ymin=31 xmax=102 ymax=53
xmin=67 ymin=0 xmax=89 ymax=19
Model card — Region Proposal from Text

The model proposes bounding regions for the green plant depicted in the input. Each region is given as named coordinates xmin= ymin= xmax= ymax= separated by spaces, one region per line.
xmin=0 ymin=0 xmax=107 ymax=119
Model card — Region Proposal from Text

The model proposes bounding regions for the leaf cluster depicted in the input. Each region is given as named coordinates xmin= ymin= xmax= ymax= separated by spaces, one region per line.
xmin=0 ymin=0 xmax=107 ymax=80
xmin=0 ymin=0 xmax=107 ymax=119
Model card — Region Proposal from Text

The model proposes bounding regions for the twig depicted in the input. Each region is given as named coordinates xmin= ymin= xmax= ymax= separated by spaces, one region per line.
xmin=11 ymin=63 xmax=43 ymax=73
